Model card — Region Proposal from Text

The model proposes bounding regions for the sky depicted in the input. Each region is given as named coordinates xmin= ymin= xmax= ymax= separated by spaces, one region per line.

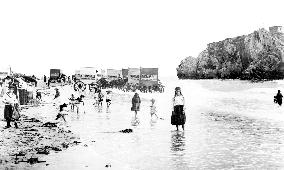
xmin=1 ymin=0 xmax=284 ymax=77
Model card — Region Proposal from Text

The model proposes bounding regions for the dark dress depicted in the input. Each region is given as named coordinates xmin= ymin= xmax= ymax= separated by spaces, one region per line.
xmin=275 ymin=92 xmax=283 ymax=106
xmin=171 ymin=105 xmax=186 ymax=125
xmin=4 ymin=105 xmax=13 ymax=121
xmin=131 ymin=96 xmax=141 ymax=111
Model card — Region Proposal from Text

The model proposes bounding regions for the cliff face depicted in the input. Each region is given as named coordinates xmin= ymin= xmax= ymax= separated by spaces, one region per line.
xmin=177 ymin=28 xmax=284 ymax=80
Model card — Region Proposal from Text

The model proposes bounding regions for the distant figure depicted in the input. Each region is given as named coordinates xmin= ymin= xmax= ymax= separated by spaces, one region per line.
xmin=2 ymin=85 xmax=19 ymax=129
xmin=98 ymin=90 xmax=104 ymax=107
xmin=171 ymin=87 xmax=186 ymax=131
xmin=44 ymin=75 xmax=46 ymax=83
xmin=47 ymin=78 xmax=50 ymax=87
xmin=69 ymin=94 xmax=75 ymax=112
xmin=150 ymin=98 xmax=158 ymax=119
xmin=54 ymin=88 xmax=60 ymax=99
xmin=106 ymin=91 xmax=112 ymax=107
xmin=75 ymin=95 xmax=85 ymax=114
xmin=131 ymin=92 xmax=141 ymax=119
xmin=55 ymin=103 xmax=68 ymax=123
xmin=274 ymin=90 xmax=283 ymax=106
xmin=36 ymin=90 xmax=42 ymax=101
xmin=93 ymin=91 xmax=99 ymax=107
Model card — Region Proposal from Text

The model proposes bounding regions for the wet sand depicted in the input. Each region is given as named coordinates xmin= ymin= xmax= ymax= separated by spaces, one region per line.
xmin=0 ymin=105 xmax=80 ymax=170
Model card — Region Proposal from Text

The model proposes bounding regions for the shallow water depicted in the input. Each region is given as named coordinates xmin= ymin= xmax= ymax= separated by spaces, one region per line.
xmin=30 ymin=79 xmax=284 ymax=169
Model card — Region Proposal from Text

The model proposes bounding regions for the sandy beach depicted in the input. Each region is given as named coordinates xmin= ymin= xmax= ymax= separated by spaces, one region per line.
xmin=0 ymin=86 xmax=80 ymax=170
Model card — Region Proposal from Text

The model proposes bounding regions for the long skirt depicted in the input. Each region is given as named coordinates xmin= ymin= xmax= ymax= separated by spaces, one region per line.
xmin=171 ymin=105 xmax=186 ymax=125
xmin=4 ymin=105 xmax=13 ymax=121
xmin=131 ymin=103 xmax=140 ymax=111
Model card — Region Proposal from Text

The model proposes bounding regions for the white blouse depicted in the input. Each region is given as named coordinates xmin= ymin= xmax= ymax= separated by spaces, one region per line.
xmin=106 ymin=94 xmax=111 ymax=100
xmin=2 ymin=92 xmax=18 ymax=105
xmin=173 ymin=95 xmax=185 ymax=107
xmin=150 ymin=104 xmax=157 ymax=114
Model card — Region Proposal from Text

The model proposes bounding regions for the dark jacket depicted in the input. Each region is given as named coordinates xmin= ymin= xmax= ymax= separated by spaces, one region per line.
xmin=132 ymin=95 xmax=141 ymax=104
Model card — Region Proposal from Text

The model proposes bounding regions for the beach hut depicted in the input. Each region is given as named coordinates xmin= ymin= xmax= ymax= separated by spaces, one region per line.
xmin=128 ymin=68 xmax=140 ymax=85
xmin=107 ymin=69 xmax=122 ymax=81
xmin=140 ymin=68 xmax=159 ymax=86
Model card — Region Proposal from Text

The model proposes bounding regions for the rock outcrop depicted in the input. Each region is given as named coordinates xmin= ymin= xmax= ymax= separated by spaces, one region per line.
xmin=177 ymin=27 xmax=284 ymax=80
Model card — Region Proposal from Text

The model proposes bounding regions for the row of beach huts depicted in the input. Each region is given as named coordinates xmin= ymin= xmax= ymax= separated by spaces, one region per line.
xmin=50 ymin=67 xmax=160 ymax=86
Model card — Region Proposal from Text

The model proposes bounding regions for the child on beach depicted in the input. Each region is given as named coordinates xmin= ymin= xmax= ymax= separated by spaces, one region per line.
xmin=55 ymin=103 xmax=68 ymax=123
xmin=75 ymin=95 xmax=85 ymax=114
xmin=54 ymin=88 xmax=60 ymax=99
xmin=106 ymin=91 xmax=112 ymax=107
xmin=98 ymin=90 xmax=104 ymax=107
xmin=93 ymin=92 xmax=99 ymax=107
xmin=69 ymin=94 xmax=75 ymax=112
xmin=36 ymin=90 xmax=42 ymax=101
xmin=150 ymin=98 xmax=158 ymax=119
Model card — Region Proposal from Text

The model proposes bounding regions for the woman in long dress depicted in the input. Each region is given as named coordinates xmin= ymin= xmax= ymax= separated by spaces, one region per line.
xmin=132 ymin=92 xmax=141 ymax=119
xmin=171 ymin=87 xmax=186 ymax=131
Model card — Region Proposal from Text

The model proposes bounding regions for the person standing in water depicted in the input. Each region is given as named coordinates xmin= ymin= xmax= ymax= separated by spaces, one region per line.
xmin=150 ymin=98 xmax=158 ymax=119
xmin=171 ymin=87 xmax=186 ymax=131
xmin=55 ymin=103 xmax=68 ymax=122
xmin=131 ymin=92 xmax=141 ymax=119
xmin=98 ymin=90 xmax=104 ymax=107
xmin=74 ymin=95 xmax=85 ymax=114
xmin=106 ymin=91 xmax=112 ymax=108
xmin=274 ymin=90 xmax=283 ymax=106
xmin=54 ymin=88 xmax=60 ymax=99
xmin=69 ymin=94 xmax=75 ymax=112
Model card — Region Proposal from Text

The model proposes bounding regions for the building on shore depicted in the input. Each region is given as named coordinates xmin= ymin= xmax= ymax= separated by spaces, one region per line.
xmin=97 ymin=69 xmax=106 ymax=79
xmin=122 ymin=68 xmax=128 ymax=79
xmin=140 ymin=68 xmax=159 ymax=86
xmin=128 ymin=68 xmax=140 ymax=85
xmin=107 ymin=69 xmax=122 ymax=81
xmin=0 ymin=71 xmax=8 ymax=82
xmin=75 ymin=67 xmax=99 ymax=84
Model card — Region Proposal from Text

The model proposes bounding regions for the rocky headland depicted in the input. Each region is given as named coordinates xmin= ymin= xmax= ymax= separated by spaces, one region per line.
xmin=177 ymin=26 xmax=284 ymax=80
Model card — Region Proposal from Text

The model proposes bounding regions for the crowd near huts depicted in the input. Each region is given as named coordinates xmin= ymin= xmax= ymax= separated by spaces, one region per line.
xmin=0 ymin=66 xmax=164 ymax=107
xmin=73 ymin=67 xmax=164 ymax=93
xmin=0 ymin=71 xmax=39 ymax=106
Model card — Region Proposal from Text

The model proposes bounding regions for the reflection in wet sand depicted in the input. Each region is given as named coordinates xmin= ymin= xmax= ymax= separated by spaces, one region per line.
xmin=170 ymin=131 xmax=188 ymax=169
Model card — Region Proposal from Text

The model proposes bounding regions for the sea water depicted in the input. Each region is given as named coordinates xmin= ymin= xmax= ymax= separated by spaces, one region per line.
xmin=30 ymin=78 xmax=284 ymax=169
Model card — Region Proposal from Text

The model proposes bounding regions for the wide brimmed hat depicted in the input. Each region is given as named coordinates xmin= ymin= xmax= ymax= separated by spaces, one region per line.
xmin=61 ymin=103 xmax=68 ymax=107
xmin=175 ymin=87 xmax=181 ymax=91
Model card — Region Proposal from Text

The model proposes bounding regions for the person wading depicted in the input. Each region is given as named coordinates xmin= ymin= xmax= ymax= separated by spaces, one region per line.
xmin=131 ymin=92 xmax=141 ymax=119
xmin=171 ymin=87 xmax=186 ymax=131
xmin=274 ymin=90 xmax=283 ymax=106
xmin=2 ymin=85 xmax=19 ymax=129
xmin=54 ymin=88 xmax=60 ymax=99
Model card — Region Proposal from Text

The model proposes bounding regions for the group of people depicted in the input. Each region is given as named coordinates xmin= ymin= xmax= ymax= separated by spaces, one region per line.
xmin=93 ymin=90 xmax=111 ymax=107
xmin=131 ymin=86 xmax=186 ymax=130
xmin=54 ymin=88 xmax=85 ymax=123
xmin=54 ymin=87 xmax=112 ymax=124
xmin=3 ymin=78 xmax=283 ymax=131
xmin=123 ymin=83 xmax=164 ymax=93
xmin=1 ymin=83 xmax=187 ymax=131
